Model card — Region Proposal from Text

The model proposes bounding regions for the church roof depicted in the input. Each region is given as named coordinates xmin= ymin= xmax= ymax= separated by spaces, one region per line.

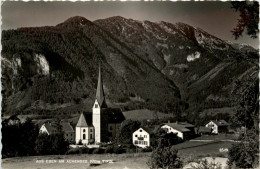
xmin=76 ymin=112 xmax=93 ymax=127
xmin=95 ymin=65 xmax=107 ymax=108
xmin=103 ymin=108 xmax=126 ymax=123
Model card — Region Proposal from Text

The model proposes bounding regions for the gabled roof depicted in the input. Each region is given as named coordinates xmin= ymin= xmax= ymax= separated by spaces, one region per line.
xmin=41 ymin=121 xmax=74 ymax=134
xmin=210 ymin=120 xmax=229 ymax=127
xmin=140 ymin=126 xmax=156 ymax=134
xmin=43 ymin=123 xmax=57 ymax=134
xmin=162 ymin=123 xmax=191 ymax=132
xmin=95 ymin=65 xmax=107 ymax=108
xmin=76 ymin=112 xmax=93 ymax=127
xmin=61 ymin=122 xmax=74 ymax=132
xmin=177 ymin=122 xmax=194 ymax=128
xmin=103 ymin=108 xmax=126 ymax=123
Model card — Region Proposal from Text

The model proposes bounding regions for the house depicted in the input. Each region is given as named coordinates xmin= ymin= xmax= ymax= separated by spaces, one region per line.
xmin=39 ymin=121 xmax=57 ymax=135
xmin=61 ymin=122 xmax=75 ymax=142
xmin=132 ymin=127 xmax=155 ymax=148
xmin=205 ymin=120 xmax=229 ymax=134
xmin=39 ymin=121 xmax=75 ymax=143
xmin=196 ymin=126 xmax=212 ymax=135
xmin=161 ymin=121 xmax=195 ymax=140
xmin=75 ymin=65 xmax=125 ymax=145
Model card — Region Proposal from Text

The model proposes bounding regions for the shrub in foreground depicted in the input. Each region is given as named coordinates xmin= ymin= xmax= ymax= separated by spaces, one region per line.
xmin=147 ymin=146 xmax=182 ymax=169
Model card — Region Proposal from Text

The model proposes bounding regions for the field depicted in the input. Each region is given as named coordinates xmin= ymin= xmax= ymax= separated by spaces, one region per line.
xmin=2 ymin=138 xmax=234 ymax=169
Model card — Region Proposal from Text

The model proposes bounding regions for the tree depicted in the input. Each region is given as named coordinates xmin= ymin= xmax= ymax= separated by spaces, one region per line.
xmin=2 ymin=117 xmax=39 ymax=158
xmin=36 ymin=133 xmax=69 ymax=155
xmin=228 ymin=72 xmax=259 ymax=168
xmin=19 ymin=118 xmax=39 ymax=156
xmin=147 ymin=146 xmax=182 ymax=169
xmin=116 ymin=119 xmax=141 ymax=144
xmin=191 ymin=158 xmax=222 ymax=169
xmin=153 ymin=128 xmax=180 ymax=148
xmin=231 ymin=1 xmax=259 ymax=39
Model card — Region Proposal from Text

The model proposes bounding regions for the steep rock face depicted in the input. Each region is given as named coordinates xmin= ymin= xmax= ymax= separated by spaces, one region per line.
xmin=94 ymin=16 xmax=258 ymax=111
xmin=2 ymin=16 xmax=181 ymax=115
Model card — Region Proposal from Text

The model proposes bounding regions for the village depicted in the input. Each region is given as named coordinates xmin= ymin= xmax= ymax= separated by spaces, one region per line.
xmin=4 ymin=65 xmax=238 ymax=147
xmin=2 ymin=65 xmax=243 ymax=169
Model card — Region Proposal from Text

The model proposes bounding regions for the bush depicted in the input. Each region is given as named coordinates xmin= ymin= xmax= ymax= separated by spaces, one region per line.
xmin=80 ymin=147 xmax=90 ymax=154
xmin=92 ymin=148 xmax=104 ymax=154
xmin=105 ymin=145 xmax=114 ymax=154
xmin=125 ymin=144 xmax=137 ymax=153
xmin=147 ymin=146 xmax=182 ymax=169
xmin=67 ymin=148 xmax=80 ymax=154
xmin=116 ymin=119 xmax=141 ymax=144
xmin=36 ymin=133 xmax=69 ymax=155
xmin=113 ymin=145 xmax=124 ymax=154
xmin=228 ymin=141 xmax=259 ymax=168
xmin=141 ymin=146 xmax=153 ymax=152
xmin=191 ymin=158 xmax=222 ymax=169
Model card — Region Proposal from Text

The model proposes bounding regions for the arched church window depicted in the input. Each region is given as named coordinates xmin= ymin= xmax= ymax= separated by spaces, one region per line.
xmin=83 ymin=134 xmax=86 ymax=139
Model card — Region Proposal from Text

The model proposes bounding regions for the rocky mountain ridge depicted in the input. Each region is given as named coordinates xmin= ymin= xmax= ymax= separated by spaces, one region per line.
xmin=1 ymin=16 xmax=258 ymax=116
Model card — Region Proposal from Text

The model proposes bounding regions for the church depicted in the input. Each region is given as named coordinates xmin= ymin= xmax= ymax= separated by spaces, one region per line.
xmin=75 ymin=66 xmax=125 ymax=144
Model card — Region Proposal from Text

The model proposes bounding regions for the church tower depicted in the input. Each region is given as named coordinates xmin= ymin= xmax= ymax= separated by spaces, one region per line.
xmin=92 ymin=65 xmax=108 ymax=143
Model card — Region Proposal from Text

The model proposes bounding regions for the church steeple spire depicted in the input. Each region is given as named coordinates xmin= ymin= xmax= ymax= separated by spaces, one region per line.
xmin=95 ymin=64 xmax=107 ymax=108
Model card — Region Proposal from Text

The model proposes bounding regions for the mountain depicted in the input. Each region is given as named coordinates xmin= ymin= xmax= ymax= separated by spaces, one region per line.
xmin=1 ymin=16 xmax=258 ymax=116
xmin=94 ymin=16 xmax=258 ymax=112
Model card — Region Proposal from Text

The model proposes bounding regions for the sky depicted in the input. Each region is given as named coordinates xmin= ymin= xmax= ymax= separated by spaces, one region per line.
xmin=1 ymin=1 xmax=259 ymax=49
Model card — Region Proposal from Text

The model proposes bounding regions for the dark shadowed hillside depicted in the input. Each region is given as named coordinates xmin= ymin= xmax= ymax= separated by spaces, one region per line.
xmin=1 ymin=16 xmax=258 ymax=116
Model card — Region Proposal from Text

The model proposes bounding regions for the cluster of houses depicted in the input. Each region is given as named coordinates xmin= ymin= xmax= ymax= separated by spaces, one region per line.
xmin=3 ymin=65 xmax=231 ymax=148
xmin=132 ymin=120 xmax=230 ymax=148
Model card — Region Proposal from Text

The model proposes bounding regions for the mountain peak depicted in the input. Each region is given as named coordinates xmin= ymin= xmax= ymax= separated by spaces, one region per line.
xmin=56 ymin=16 xmax=93 ymax=27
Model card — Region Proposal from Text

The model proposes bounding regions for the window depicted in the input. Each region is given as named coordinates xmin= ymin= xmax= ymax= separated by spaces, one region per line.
xmin=90 ymin=134 xmax=92 ymax=139
xmin=144 ymin=135 xmax=147 ymax=138
xmin=83 ymin=134 xmax=86 ymax=139
xmin=144 ymin=141 xmax=147 ymax=145
xmin=139 ymin=129 xmax=142 ymax=132
xmin=95 ymin=104 xmax=98 ymax=108
xmin=110 ymin=126 xmax=113 ymax=130
xmin=134 ymin=140 xmax=138 ymax=144
xmin=135 ymin=135 xmax=137 ymax=137
xmin=83 ymin=129 xmax=85 ymax=132
xmin=90 ymin=129 xmax=93 ymax=132
xmin=66 ymin=134 xmax=68 ymax=136
xmin=71 ymin=134 xmax=73 ymax=136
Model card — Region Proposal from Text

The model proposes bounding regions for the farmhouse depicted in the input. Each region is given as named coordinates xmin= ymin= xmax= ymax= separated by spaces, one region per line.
xmin=39 ymin=121 xmax=75 ymax=142
xmin=205 ymin=120 xmax=229 ymax=134
xmin=196 ymin=126 xmax=212 ymax=135
xmin=161 ymin=121 xmax=195 ymax=140
xmin=132 ymin=127 xmax=155 ymax=148
xmin=75 ymin=66 xmax=125 ymax=144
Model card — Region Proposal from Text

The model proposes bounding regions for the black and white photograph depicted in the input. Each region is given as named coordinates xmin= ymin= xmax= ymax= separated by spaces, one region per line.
xmin=1 ymin=1 xmax=259 ymax=169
